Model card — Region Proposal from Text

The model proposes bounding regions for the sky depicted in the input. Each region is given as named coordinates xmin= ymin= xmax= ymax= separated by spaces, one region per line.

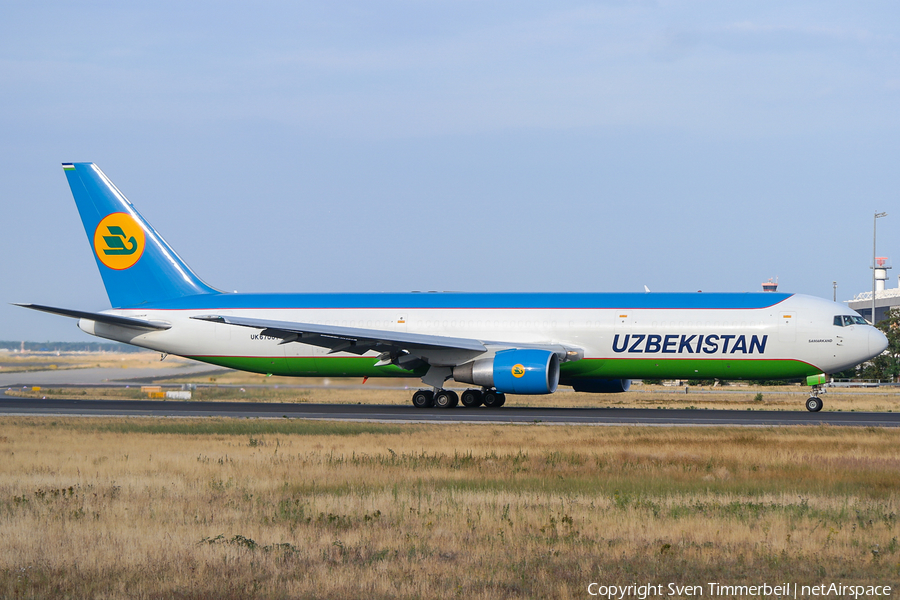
xmin=1 ymin=1 xmax=899 ymax=342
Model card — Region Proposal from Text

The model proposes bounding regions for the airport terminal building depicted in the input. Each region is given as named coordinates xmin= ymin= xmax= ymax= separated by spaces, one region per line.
xmin=847 ymin=288 xmax=900 ymax=324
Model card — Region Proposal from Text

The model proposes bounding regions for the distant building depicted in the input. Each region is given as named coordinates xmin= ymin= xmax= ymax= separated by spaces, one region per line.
xmin=847 ymin=289 xmax=900 ymax=324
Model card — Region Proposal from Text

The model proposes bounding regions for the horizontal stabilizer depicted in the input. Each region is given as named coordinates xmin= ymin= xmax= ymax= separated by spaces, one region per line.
xmin=14 ymin=303 xmax=171 ymax=330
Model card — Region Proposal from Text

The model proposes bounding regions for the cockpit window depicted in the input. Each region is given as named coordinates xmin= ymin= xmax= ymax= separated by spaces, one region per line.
xmin=834 ymin=315 xmax=869 ymax=326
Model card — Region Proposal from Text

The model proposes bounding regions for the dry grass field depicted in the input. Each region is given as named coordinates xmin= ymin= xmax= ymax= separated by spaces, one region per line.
xmin=1 ymin=418 xmax=899 ymax=598
xmin=0 ymin=351 xmax=197 ymax=374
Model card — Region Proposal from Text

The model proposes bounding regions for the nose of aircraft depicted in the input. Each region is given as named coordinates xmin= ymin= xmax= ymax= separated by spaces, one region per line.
xmin=870 ymin=327 xmax=889 ymax=356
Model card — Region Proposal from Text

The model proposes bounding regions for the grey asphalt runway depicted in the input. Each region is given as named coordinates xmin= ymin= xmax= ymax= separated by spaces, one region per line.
xmin=1 ymin=392 xmax=898 ymax=426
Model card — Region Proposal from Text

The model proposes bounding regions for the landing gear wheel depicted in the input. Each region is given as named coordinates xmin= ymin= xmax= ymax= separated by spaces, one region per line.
xmin=482 ymin=391 xmax=506 ymax=408
xmin=434 ymin=390 xmax=459 ymax=409
xmin=806 ymin=396 xmax=823 ymax=413
xmin=412 ymin=390 xmax=434 ymax=408
xmin=460 ymin=389 xmax=483 ymax=408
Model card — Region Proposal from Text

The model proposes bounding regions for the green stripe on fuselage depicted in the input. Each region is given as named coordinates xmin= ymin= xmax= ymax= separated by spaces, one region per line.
xmin=186 ymin=355 xmax=818 ymax=382
xmin=558 ymin=358 xmax=818 ymax=382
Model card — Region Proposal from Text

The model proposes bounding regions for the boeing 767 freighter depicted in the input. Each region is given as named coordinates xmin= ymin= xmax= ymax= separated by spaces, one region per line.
xmin=16 ymin=163 xmax=888 ymax=412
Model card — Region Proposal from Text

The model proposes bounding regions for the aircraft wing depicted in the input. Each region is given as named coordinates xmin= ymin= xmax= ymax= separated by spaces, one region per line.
xmin=191 ymin=314 xmax=581 ymax=371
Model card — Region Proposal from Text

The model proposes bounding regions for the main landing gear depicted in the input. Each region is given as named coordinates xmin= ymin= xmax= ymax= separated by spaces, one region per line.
xmin=411 ymin=388 xmax=505 ymax=409
xmin=806 ymin=385 xmax=824 ymax=413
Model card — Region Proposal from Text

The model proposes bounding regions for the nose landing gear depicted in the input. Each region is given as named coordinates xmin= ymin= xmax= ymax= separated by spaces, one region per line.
xmin=806 ymin=385 xmax=824 ymax=412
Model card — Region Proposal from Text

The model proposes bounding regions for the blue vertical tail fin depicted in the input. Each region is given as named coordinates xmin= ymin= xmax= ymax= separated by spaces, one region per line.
xmin=63 ymin=162 xmax=220 ymax=308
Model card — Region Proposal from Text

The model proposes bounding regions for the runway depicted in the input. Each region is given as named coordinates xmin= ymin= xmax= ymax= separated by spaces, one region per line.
xmin=1 ymin=392 xmax=898 ymax=426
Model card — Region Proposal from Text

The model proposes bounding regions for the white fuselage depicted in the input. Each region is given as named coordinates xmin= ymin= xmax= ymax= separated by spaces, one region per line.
xmin=77 ymin=293 xmax=880 ymax=381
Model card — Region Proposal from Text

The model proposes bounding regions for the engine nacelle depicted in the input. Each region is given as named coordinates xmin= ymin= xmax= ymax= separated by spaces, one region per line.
xmin=453 ymin=349 xmax=559 ymax=395
xmin=571 ymin=378 xmax=631 ymax=393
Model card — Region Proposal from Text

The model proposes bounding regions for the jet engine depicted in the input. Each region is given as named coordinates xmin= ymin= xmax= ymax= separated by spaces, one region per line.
xmin=452 ymin=348 xmax=560 ymax=394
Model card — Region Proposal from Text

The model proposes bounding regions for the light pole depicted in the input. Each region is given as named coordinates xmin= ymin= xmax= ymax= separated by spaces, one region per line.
xmin=833 ymin=281 xmax=837 ymax=302
xmin=873 ymin=211 xmax=888 ymax=324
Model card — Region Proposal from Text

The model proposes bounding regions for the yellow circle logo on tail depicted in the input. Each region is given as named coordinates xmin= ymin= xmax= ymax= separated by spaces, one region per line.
xmin=511 ymin=364 xmax=526 ymax=378
xmin=93 ymin=213 xmax=145 ymax=270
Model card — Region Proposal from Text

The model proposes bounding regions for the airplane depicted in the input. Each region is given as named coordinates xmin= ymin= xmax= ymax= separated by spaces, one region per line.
xmin=16 ymin=163 xmax=888 ymax=412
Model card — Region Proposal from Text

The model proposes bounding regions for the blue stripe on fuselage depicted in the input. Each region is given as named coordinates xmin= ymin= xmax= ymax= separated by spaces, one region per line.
xmin=128 ymin=292 xmax=793 ymax=311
